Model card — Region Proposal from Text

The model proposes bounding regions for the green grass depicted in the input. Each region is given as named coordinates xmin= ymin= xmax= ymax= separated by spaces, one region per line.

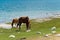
xmin=0 ymin=18 xmax=60 ymax=40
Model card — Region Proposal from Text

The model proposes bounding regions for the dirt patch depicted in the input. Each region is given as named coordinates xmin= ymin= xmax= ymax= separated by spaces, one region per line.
xmin=26 ymin=34 xmax=60 ymax=40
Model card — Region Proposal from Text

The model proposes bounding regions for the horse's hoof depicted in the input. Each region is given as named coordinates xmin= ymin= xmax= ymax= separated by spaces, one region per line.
xmin=26 ymin=30 xmax=31 ymax=32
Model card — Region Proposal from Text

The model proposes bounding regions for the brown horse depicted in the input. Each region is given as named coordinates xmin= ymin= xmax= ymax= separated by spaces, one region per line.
xmin=11 ymin=18 xmax=18 ymax=28
xmin=11 ymin=16 xmax=31 ymax=31
xmin=17 ymin=16 xmax=31 ymax=30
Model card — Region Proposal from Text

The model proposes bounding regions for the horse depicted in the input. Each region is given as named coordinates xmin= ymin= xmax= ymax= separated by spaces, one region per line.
xmin=17 ymin=16 xmax=31 ymax=31
xmin=11 ymin=16 xmax=31 ymax=32
xmin=11 ymin=18 xmax=18 ymax=28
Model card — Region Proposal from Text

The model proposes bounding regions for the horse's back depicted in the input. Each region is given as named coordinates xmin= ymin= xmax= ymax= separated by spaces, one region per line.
xmin=19 ymin=16 xmax=29 ymax=23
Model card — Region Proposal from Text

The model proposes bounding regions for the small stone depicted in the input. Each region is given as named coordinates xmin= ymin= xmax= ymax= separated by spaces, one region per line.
xmin=44 ymin=34 xmax=49 ymax=37
xmin=9 ymin=35 xmax=15 ymax=38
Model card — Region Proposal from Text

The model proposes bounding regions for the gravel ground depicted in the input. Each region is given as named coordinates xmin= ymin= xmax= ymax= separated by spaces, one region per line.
xmin=26 ymin=34 xmax=60 ymax=40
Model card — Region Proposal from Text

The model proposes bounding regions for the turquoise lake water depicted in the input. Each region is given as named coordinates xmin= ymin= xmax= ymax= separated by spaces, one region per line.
xmin=0 ymin=0 xmax=60 ymax=23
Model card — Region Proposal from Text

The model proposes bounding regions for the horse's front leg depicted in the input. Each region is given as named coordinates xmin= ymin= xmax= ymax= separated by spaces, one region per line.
xmin=11 ymin=22 xmax=14 ymax=28
xmin=16 ymin=23 xmax=19 ymax=30
xmin=19 ymin=23 xmax=22 ymax=30
xmin=17 ymin=22 xmax=22 ymax=30
xmin=26 ymin=23 xmax=29 ymax=30
xmin=26 ymin=23 xmax=31 ymax=32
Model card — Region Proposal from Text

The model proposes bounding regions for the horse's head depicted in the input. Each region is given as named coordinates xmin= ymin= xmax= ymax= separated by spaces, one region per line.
xmin=11 ymin=18 xmax=18 ymax=28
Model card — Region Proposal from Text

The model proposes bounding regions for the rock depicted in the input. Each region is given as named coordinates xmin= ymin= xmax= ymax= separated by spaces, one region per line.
xmin=51 ymin=26 xmax=56 ymax=31
xmin=44 ymin=33 xmax=52 ymax=37
xmin=9 ymin=35 xmax=15 ymax=38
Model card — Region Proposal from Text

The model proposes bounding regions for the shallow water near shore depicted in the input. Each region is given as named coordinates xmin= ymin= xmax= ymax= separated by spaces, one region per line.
xmin=0 ymin=23 xmax=12 ymax=29
xmin=0 ymin=11 xmax=60 ymax=23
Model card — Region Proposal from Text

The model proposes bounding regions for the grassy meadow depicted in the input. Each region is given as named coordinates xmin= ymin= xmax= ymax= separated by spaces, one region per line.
xmin=0 ymin=18 xmax=60 ymax=40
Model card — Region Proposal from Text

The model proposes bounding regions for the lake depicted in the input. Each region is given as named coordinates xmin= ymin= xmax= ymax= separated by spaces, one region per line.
xmin=0 ymin=10 xmax=60 ymax=23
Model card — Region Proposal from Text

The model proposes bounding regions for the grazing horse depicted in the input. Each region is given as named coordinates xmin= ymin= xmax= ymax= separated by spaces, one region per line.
xmin=11 ymin=16 xmax=31 ymax=31
xmin=17 ymin=16 xmax=31 ymax=31
xmin=11 ymin=18 xmax=18 ymax=28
